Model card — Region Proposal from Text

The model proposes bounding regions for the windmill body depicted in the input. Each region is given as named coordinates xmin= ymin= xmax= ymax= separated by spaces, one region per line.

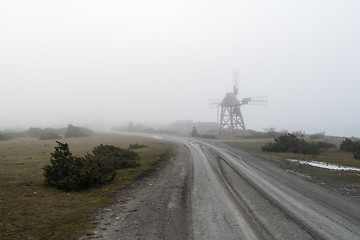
xmin=209 ymin=71 xmax=267 ymax=133
xmin=220 ymin=92 xmax=245 ymax=131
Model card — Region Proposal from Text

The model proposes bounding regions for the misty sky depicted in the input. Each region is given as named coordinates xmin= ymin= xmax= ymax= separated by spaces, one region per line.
xmin=1 ymin=0 xmax=359 ymax=137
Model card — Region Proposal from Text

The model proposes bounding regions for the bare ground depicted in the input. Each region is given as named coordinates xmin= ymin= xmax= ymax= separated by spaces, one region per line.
xmin=78 ymin=144 xmax=191 ymax=240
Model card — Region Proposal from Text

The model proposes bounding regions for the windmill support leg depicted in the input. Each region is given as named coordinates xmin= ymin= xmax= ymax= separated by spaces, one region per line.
xmin=219 ymin=106 xmax=245 ymax=133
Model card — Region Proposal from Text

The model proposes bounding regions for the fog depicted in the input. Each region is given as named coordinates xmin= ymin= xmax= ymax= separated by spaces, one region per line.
xmin=1 ymin=0 xmax=359 ymax=137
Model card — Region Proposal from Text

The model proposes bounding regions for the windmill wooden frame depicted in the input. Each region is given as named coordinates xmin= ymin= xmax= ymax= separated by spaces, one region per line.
xmin=209 ymin=70 xmax=267 ymax=133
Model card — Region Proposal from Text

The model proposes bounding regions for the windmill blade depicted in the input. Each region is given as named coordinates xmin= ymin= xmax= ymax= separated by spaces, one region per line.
xmin=240 ymin=96 xmax=267 ymax=106
xmin=209 ymin=99 xmax=222 ymax=109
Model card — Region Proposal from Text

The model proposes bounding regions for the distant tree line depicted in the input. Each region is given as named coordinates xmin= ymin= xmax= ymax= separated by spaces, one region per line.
xmin=0 ymin=124 xmax=93 ymax=141
xmin=340 ymin=138 xmax=360 ymax=159
xmin=309 ymin=132 xmax=326 ymax=139
xmin=111 ymin=122 xmax=176 ymax=135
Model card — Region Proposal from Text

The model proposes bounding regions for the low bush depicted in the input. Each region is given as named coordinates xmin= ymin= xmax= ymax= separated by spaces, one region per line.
xmin=129 ymin=143 xmax=148 ymax=149
xmin=317 ymin=141 xmax=337 ymax=149
xmin=262 ymin=133 xmax=320 ymax=155
xmin=340 ymin=138 xmax=360 ymax=159
xmin=64 ymin=124 xmax=93 ymax=138
xmin=91 ymin=144 xmax=140 ymax=169
xmin=27 ymin=127 xmax=45 ymax=138
xmin=340 ymin=138 xmax=360 ymax=152
xmin=0 ymin=132 xmax=11 ymax=141
xmin=43 ymin=141 xmax=140 ymax=190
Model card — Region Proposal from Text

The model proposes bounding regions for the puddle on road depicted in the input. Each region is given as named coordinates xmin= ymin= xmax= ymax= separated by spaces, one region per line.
xmin=287 ymin=159 xmax=360 ymax=172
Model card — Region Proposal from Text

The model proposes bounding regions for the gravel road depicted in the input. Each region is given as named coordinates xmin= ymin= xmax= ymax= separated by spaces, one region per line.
xmin=79 ymin=135 xmax=360 ymax=240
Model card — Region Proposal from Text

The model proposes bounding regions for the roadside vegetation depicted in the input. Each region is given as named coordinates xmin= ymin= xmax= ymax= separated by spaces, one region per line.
xmin=0 ymin=124 xmax=93 ymax=141
xmin=0 ymin=133 xmax=174 ymax=240
xmin=129 ymin=142 xmax=148 ymax=149
xmin=340 ymin=138 xmax=360 ymax=159
xmin=227 ymin=136 xmax=360 ymax=168
xmin=43 ymin=142 xmax=140 ymax=190
xmin=261 ymin=133 xmax=320 ymax=155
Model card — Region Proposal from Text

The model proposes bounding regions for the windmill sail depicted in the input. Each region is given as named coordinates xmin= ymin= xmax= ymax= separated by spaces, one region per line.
xmin=208 ymin=99 xmax=222 ymax=109
xmin=240 ymin=96 xmax=267 ymax=106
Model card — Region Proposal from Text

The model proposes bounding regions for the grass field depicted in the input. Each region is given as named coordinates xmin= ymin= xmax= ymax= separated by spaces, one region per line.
xmin=0 ymin=133 xmax=174 ymax=240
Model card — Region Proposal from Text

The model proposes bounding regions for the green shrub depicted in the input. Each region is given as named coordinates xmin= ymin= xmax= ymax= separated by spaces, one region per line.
xmin=43 ymin=142 xmax=93 ymax=190
xmin=27 ymin=127 xmax=67 ymax=138
xmin=340 ymin=138 xmax=360 ymax=159
xmin=43 ymin=142 xmax=140 ymax=190
xmin=129 ymin=143 xmax=148 ymax=149
xmin=317 ymin=141 xmax=337 ymax=149
xmin=262 ymin=133 xmax=320 ymax=155
xmin=27 ymin=127 xmax=45 ymax=138
xmin=340 ymin=138 xmax=360 ymax=152
xmin=64 ymin=124 xmax=93 ymax=138
xmin=0 ymin=132 xmax=11 ymax=141
xmin=91 ymin=144 xmax=140 ymax=169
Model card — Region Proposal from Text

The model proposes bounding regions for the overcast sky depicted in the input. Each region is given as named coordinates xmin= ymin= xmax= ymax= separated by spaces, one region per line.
xmin=1 ymin=0 xmax=359 ymax=137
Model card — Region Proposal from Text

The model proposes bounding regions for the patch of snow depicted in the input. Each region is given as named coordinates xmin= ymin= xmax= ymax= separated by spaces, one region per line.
xmin=287 ymin=159 xmax=360 ymax=172
xmin=152 ymin=136 xmax=163 ymax=139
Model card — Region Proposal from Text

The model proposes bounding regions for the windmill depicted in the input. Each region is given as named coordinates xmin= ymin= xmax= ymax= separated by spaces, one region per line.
xmin=209 ymin=70 xmax=267 ymax=133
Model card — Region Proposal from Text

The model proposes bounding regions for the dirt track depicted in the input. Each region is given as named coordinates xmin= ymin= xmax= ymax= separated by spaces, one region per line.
xmin=80 ymin=135 xmax=360 ymax=240
xmin=79 ymin=143 xmax=191 ymax=240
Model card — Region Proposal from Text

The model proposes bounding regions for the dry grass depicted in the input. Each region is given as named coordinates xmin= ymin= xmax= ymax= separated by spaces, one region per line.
xmin=0 ymin=133 xmax=174 ymax=240
xmin=227 ymin=138 xmax=360 ymax=168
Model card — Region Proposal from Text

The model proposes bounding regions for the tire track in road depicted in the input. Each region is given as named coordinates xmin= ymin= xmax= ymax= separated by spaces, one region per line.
xmin=124 ymin=134 xmax=360 ymax=240
xmin=187 ymin=141 xmax=259 ymax=240
xmin=216 ymin=153 xmax=322 ymax=240
xmin=201 ymin=142 xmax=360 ymax=240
